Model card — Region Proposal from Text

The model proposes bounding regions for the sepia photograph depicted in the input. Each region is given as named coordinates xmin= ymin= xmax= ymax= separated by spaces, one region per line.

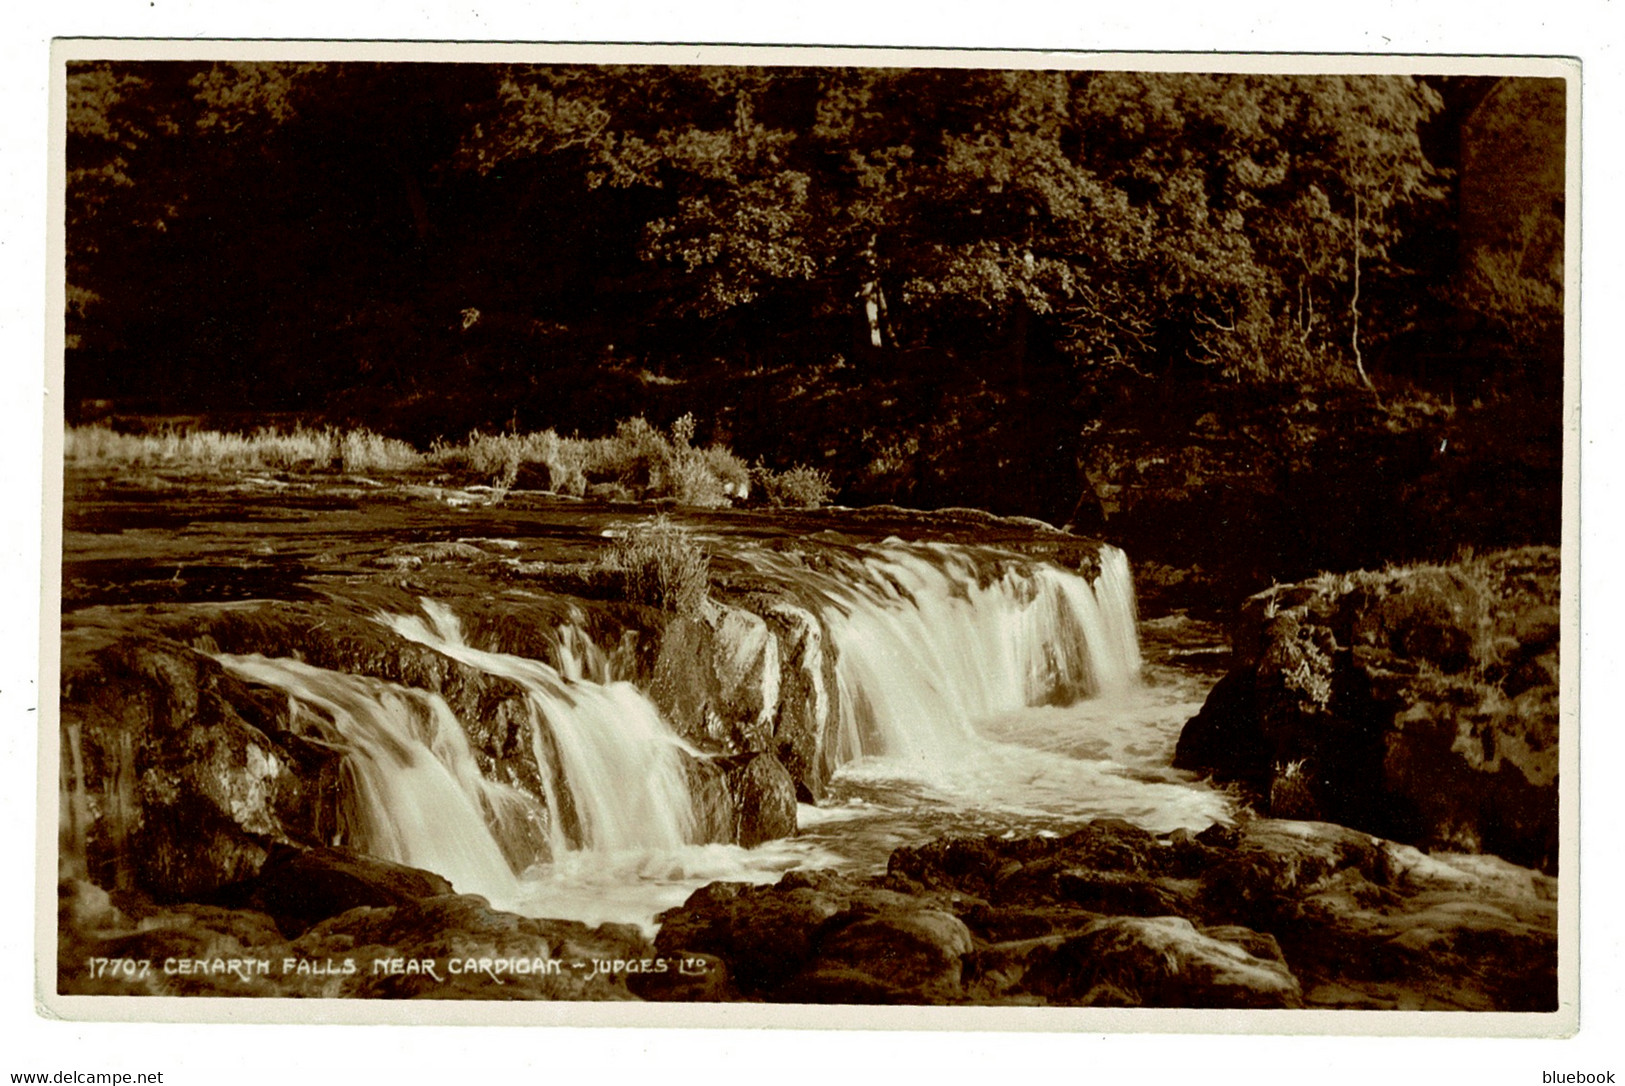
xmin=42 ymin=41 xmax=1577 ymax=1035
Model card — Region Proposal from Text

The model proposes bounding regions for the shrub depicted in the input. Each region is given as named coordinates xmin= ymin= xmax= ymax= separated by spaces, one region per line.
xmin=703 ymin=445 xmax=752 ymax=499
xmin=340 ymin=429 xmax=420 ymax=473
xmin=605 ymin=515 xmax=710 ymax=616
xmin=752 ymin=462 xmax=835 ymax=508
xmin=578 ymin=415 xmax=737 ymax=507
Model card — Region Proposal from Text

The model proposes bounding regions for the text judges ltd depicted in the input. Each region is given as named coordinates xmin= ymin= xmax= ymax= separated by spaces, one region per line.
xmin=86 ymin=955 xmax=706 ymax=983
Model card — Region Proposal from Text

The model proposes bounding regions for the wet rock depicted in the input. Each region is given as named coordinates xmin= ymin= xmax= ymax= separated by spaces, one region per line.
xmin=1019 ymin=916 xmax=1303 ymax=1008
xmin=58 ymin=884 xmax=652 ymax=1000
xmin=170 ymin=603 xmax=559 ymax=797
xmin=1175 ymin=547 xmax=1560 ymax=870
xmin=656 ymin=818 xmax=1555 ymax=1009
xmin=654 ymin=880 xmax=847 ymax=995
xmin=759 ymin=602 xmax=841 ymax=802
xmin=373 ymin=541 xmax=495 ymax=570
xmin=628 ymin=952 xmax=735 ymax=1001
xmin=652 ymin=604 xmax=781 ymax=755
xmin=789 ymin=907 xmax=974 ymax=1003
xmin=681 ymin=755 xmax=738 ymax=845
xmin=59 ymin=639 xmax=340 ymax=899
xmin=304 ymin=894 xmax=652 ymax=1000
xmin=727 ymin=752 xmax=798 ymax=847
xmin=241 ymin=843 xmax=455 ymax=935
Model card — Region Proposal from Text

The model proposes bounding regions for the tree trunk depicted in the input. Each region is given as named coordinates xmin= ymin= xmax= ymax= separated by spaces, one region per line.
xmin=1349 ymin=188 xmax=1374 ymax=390
xmin=858 ymin=235 xmax=890 ymax=349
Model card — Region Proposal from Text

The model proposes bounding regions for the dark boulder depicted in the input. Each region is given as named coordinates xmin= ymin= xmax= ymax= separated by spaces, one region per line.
xmin=727 ymin=752 xmax=798 ymax=847
xmin=1174 ymin=547 xmax=1560 ymax=870
xmin=786 ymin=907 xmax=974 ymax=1003
xmin=60 ymin=639 xmax=342 ymax=899
xmin=242 ymin=843 xmax=455 ymax=935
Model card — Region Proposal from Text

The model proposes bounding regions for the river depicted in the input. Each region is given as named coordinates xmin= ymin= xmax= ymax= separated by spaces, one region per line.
xmin=63 ymin=469 xmax=1236 ymax=935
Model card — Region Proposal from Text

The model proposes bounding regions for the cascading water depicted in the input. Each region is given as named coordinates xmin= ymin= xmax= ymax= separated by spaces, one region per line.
xmin=386 ymin=600 xmax=697 ymax=856
xmin=214 ymin=654 xmax=533 ymax=909
xmin=221 ymin=537 xmax=1224 ymax=932
xmin=746 ymin=539 xmax=1228 ymax=841
xmin=821 ymin=543 xmax=1142 ymax=770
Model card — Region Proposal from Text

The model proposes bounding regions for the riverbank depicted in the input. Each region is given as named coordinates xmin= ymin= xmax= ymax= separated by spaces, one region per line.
xmin=59 ymin=814 xmax=1555 ymax=1009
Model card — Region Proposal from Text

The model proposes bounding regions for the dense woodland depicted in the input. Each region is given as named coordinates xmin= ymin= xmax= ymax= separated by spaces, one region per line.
xmin=64 ymin=63 xmax=1566 ymax=606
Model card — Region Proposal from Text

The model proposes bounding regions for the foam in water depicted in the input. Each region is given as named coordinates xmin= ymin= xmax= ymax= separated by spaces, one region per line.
xmin=214 ymin=654 xmax=529 ymax=908
xmin=744 ymin=539 xmax=1227 ymax=846
xmin=744 ymin=540 xmax=1144 ymax=774
xmin=218 ymin=540 xmax=1225 ymax=933
xmin=386 ymin=600 xmax=698 ymax=857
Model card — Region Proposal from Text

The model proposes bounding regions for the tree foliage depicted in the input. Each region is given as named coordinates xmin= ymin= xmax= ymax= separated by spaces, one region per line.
xmin=64 ymin=62 xmax=1554 ymax=436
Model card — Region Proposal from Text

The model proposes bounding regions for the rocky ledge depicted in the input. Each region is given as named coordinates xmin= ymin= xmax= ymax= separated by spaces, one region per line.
xmin=648 ymin=817 xmax=1556 ymax=1010
xmin=59 ymin=845 xmax=656 ymax=1000
xmin=1175 ymin=546 xmax=1560 ymax=871
xmin=60 ymin=816 xmax=1556 ymax=1008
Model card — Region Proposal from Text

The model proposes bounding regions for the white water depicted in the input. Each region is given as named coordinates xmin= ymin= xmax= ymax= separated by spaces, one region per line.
xmin=383 ymin=601 xmax=845 ymax=931
xmin=757 ymin=541 xmax=1228 ymax=866
xmin=221 ymin=541 xmax=1229 ymax=933
xmin=214 ymin=654 xmax=531 ymax=910
xmin=388 ymin=600 xmax=699 ymax=857
xmin=817 ymin=543 xmax=1143 ymax=771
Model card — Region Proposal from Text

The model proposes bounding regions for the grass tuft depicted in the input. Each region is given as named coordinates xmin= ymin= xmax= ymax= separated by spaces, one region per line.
xmin=752 ymin=461 xmax=835 ymax=508
xmin=67 ymin=414 xmax=767 ymax=509
xmin=603 ymin=515 xmax=710 ymax=616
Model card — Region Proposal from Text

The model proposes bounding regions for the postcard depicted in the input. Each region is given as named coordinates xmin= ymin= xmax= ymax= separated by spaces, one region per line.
xmin=41 ymin=40 xmax=1579 ymax=1036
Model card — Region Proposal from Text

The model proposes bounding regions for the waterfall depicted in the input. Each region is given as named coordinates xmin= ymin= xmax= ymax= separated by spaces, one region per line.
xmin=747 ymin=541 xmax=1143 ymax=776
xmin=386 ymin=600 xmax=698 ymax=857
xmin=209 ymin=537 xmax=1208 ymax=931
xmin=215 ymin=654 xmax=532 ymax=907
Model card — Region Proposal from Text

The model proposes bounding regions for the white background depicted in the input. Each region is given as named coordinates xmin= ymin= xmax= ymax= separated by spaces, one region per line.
xmin=3 ymin=2 xmax=1620 ymax=1082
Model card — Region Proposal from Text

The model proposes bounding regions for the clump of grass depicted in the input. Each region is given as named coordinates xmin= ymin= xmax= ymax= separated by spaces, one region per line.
xmin=752 ymin=462 xmax=834 ymax=508
xmin=66 ymin=413 xmax=776 ymax=509
xmin=339 ymin=429 xmax=419 ymax=473
xmin=1268 ymin=758 xmax=1320 ymax=820
xmin=604 ymin=515 xmax=710 ymax=616
xmin=65 ymin=423 xmax=419 ymax=473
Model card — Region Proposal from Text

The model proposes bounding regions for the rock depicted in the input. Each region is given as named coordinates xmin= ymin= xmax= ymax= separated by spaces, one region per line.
xmin=58 ymin=877 xmax=126 ymax=935
xmin=680 ymin=755 xmax=738 ymax=844
xmin=1020 ymin=916 xmax=1303 ymax=1008
xmin=1174 ymin=547 xmax=1560 ymax=870
xmin=790 ymin=907 xmax=974 ymax=1002
xmin=58 ymin=885 xmax=652 ymax=1000
xmin=760 ymin=602 xmax=841 ymax=802
xmin=1173 ymin=671 xmax=1265 ymax=788
xmin=243 ymin=844 xmax=455 ymax=935
xmin=508 ymin=461 xmax=586 ymax=497
xmin=654 ymin=880 xmax=847 ymax=995
xmin=628 ymin=952 xmax=735 ymax=1002
xmin=727 ymin=752 xmax=798 ymax=847
xmin=170 ymin=603 xmax=558 ymax=807
xmin=302 ymin=894 xmax=652 ymax=1000
xmin=59 ymin=640 xmax=340 ymax=899
xmin=652 ymin=604 xmax=781 ymax=756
